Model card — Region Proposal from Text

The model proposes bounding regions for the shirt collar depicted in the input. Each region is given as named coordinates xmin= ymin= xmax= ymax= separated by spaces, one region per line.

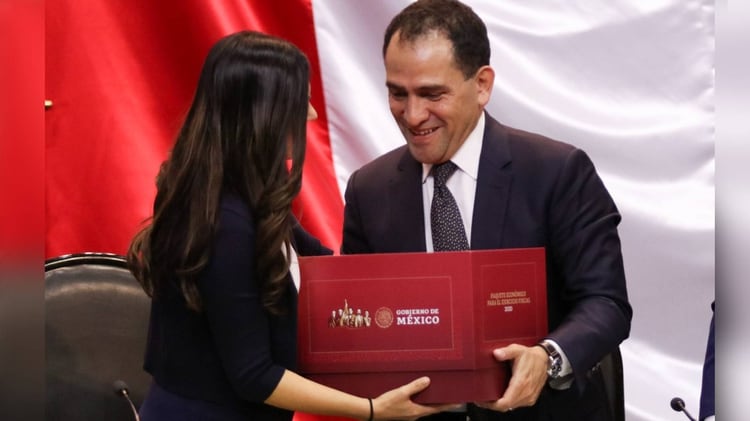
xmin=422 ymin=112 xmax=485 ymax=183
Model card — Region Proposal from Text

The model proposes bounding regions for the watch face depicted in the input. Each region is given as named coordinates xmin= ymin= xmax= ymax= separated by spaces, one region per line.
xmin=538 ymin=342 xmax=562 ymax=378
xmin=547 ymin=356 xmax=562 ymax=378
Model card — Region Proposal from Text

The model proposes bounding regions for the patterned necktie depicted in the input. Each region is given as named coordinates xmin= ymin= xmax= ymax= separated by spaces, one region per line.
xmin=430 ymin=161 xmax=469 ymax=251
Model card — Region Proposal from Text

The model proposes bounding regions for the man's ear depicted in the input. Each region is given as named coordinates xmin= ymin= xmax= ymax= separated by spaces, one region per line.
xmin=475 ymin=65 xmax=495 ymax=106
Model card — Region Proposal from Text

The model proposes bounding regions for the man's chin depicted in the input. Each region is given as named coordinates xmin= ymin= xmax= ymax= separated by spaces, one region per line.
xmin=406 ymin=144 xmax=440 ymax=165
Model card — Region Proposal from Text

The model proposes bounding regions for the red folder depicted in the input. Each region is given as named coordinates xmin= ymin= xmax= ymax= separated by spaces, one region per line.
xmin=297 ymin=248 xmax=547 ymax=403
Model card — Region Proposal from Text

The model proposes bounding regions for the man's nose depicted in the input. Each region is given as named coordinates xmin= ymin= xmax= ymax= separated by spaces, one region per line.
xmin=403 ymin=97 xmax=428 ymax=127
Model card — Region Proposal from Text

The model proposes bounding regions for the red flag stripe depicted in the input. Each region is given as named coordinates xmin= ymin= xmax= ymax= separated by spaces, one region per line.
xmin=45 ymin=0 xmax=342 ymax=258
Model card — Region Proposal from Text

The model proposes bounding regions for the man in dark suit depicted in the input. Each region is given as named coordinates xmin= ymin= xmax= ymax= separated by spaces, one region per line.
xmin=699 ymin=302 xmax=715 ymax=421
xmin=341 ymin=1 xmax=632 ymax=420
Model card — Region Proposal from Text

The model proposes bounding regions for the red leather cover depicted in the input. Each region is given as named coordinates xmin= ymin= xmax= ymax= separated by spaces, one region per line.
xmin=297 ymin=248 xmax=547 ymax=403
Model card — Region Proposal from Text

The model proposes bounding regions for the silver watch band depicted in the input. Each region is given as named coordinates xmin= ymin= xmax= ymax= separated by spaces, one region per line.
xmin=536 ymin=340 xmax=563 ymax=379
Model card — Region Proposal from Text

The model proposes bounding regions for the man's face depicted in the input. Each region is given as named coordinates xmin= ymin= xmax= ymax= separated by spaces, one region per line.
xmin=384 ymin=31 xmax=492 ymax=164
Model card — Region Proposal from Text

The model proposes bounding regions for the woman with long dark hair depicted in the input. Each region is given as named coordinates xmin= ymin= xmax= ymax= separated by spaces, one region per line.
xmin=128 ymin=31 xmax=448 ymax=420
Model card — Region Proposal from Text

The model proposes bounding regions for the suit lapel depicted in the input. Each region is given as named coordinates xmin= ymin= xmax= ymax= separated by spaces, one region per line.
xmin=471 ymin=115 xmax=513 ymax=249
xmin=388 ymin=150 xmax=427 ymax=252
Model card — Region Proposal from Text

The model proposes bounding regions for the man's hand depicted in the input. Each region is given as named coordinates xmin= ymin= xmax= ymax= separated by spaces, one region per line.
xmin=475 ymin=344 xmax=549 ymax=412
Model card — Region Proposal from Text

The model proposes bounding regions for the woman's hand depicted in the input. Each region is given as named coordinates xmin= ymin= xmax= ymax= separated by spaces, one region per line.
xmin=370 ymin=377 xmax=462 ymax=420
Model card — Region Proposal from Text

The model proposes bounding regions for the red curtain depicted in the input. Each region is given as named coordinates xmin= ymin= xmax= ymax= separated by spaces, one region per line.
xmin=1 ymin=0 xmax=44 ymax=265
xmin=45 ymin=0 xmax=343 ymax=259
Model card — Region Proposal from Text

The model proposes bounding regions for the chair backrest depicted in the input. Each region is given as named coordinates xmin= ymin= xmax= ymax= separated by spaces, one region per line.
xmin=599 ymin=347 xmax=625 ymax=421
xmin=45 ymin=253 xmax=151 ymax=421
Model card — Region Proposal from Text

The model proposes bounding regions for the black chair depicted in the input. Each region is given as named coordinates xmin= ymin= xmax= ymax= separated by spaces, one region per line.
xmin=599 ymin=347 xmax=625 ymax=421
xmin=45 ymin=253 xmax=151 ymax=421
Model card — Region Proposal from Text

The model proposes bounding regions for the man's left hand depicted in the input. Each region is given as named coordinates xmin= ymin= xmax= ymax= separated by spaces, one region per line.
xmin=475 ymin=344 xmax=548 ymax=412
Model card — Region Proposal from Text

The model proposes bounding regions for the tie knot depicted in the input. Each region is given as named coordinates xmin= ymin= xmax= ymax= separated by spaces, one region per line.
xmin=432 ymin=161 xmax=458 ymax=187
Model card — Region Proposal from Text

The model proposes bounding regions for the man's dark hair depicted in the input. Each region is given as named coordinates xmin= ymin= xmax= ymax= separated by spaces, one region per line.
xmin=383 ymin=0 xmax=490 ymax=79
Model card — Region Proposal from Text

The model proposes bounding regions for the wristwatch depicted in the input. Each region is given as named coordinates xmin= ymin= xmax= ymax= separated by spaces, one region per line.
xmin=536 ymin=340 xmax=563 ymax=379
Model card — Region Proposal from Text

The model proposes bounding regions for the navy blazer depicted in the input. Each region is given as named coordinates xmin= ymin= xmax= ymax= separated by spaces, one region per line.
xmin=142 ymin=195 xmax=332 ymax=421
xmin=342 ymin=114 xmax=632 ymax=420
xmin=699 ymin=302 xmax=715 ymax=421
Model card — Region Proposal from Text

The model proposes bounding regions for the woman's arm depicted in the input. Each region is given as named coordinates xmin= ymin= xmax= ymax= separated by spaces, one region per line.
xmin=267 ymin=371 xmax=446 ymax=420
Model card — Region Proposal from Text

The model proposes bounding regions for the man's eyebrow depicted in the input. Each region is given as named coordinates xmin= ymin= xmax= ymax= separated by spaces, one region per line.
xmin=385 ymin=81 xmax=404 ymax=90
xmin=415 ymin=84 xmax=446 ymax=92
xmin=385 ymin=82 xmax=447 ymax=92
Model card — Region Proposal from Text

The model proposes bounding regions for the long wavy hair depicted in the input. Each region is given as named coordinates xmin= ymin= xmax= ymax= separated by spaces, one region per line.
xmin=127 ymin=31 xmax=310 ymax=315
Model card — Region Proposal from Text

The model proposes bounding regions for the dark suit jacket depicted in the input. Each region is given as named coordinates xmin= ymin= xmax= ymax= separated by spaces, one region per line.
xmin=342 ymin=114 xmax=632 ymax=420
xmin=142 ymin=195 xmax=332 ymax=421
xmin=699 ymin=302 xmax=715 ymax=421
